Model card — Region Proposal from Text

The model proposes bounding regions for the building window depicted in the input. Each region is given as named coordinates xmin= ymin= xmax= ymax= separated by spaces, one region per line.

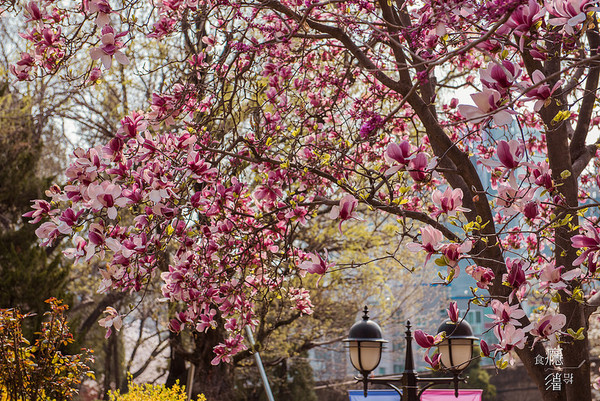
xmin=393 ymin=364 xmax=403 ymax=374
xmin=466 ymin=310 xmax=482 ymax=326
xmin=379 ymin=367 xmax=386 ymax=375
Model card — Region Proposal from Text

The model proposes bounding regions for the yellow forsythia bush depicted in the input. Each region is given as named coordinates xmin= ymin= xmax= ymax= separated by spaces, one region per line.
xmin=108 ymin=381 xmax=206 ymax=401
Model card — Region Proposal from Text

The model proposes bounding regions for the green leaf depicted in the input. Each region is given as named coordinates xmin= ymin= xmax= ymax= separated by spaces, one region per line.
xmin=552 ymin=110 xmax=571 ymax=123
xmin=570 ymin=288 xmax=585 ymax=304
xmin=560 ymin=170 xmax=571 ymax=179
xmin=567 ymin=327 xmax=585 ymax=340
xmin=551 ymin=292 xmax=562 ymax=303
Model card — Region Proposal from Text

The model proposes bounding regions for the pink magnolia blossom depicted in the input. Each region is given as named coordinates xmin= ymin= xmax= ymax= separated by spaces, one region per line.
xmin=497 ymin=140 xmax=525 ymax=169
xmin=57 ymin=208 xmax=84 ymax=234
xmin=496 ymin=183 xmax=534 ymax=215
xmin=359 ymin=114 xmax=383 ymax=139
xmin=504 ymin=0 xmax=546 ymax=34
xmin=480 ymin=339 xmax=491 ymax=357
xmin=24 ymin=1 xmax=45 ymax=23
xmin=441 ymin=241 xmax=472 ymax=274
xmin=546 ymin=0 xmax=600 ymax=34
xmin=480 ymin=60 xmax=521 ymax=95
xmin=285 ymin=206 xmax=309 ymax=226
xmin=89 ymin=26 xmax=129 ymax=69
xmin=475 ymin=39 xmax=502 ymax=53
xmin=63 ymin=235 xmax=87 ymax=259
xmin=211 ymin=335 xmax=248 ymax=365
xmin=431 ymin=187 xmax=470 ymax=217
xmin=149 ymin=15 xmax=177 ymax=39
xmin=407 ymin=225 xmax=443 ymax=266
xmin=465 ymin=265 xmax=495 ymax=289
xmin=34 ymin=221 xmax=60 ymax=245
xmin=85 ymin=222 xmax=106 ymax=260
xmin=531 ymin=161 xmax=554 ymax=191
xmin=493 ymin=323 xmax=526 ymax=353
xmin=458 ymin=88 xmax=513 ymax=126
xmin=10 ymin=52 xmax=36 ymax=81
xmin=522 ymin=201 xmax=539 ymax=220
xmin=87 ymin=181 xmax=128 ymax=219
xmin=408 ymin=152 xmax=428 ymax=181
xmin=87 ymin=0 xmax=113 ymax=26
xmin=195 ymin=309 xmax=218 ymax=332
xmin=98 ymin=306 xmax=122 ymax=338
xmin=288 ymin=287 xmax=314 ymax=315
xmin=299 ymin=250 xmax=335 ymax=285
xmin=329 ymin=194 xmax=360 ymax=233
xmin=523 ymin=70 xmax=563 ymax=111
xmin=202 ymin=35 xmax=215 ymax=52
xmin=501 ymin=0 xmax=546 ymax=49
xmin=503 ymin=258 xmax=531 ymax=302
xmin=538 ymin=262 xmax=581 ymax=292
xmin=480 ymin=140 xmax=525 ymax=189
xmin=118 ymin=111 xmax=147 ymax=138
xmin=528 ymin=313 xmax=566 ymax=346
xmin=169 ymin=318 xmax=183 ymax=332
xmin=253 ymin=184 xmax=282 ymax=203
xmin=487 ymin=300 xmax=526 ymax=327
xmin=23 ymin=199 xmax=57 ymax=223
xmin=414 ymin=329 xmax=435 ymax=348
xmin=447 ymin=301 xmax=459 ymax=322
xmin=384 ymin=141 xmax=412 ymax=175
xmin=86 ymin=67 xmax=102 ymax=84
xmin=504 ymin=258 xmax=527 ymax=288
xmin=572 ymin=222 xmax=600 ymax=266
xmin=414 ymin=329 xmax=444 ymax=348
xmin=424 ymin=352 xmax=441 ymax=370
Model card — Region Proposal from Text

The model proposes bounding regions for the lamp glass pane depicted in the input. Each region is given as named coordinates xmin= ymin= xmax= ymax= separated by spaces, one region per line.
xmin=438 ymin=338 xmax=473 ymax=372
xmin=349 ymin=341 xmax=382 ymax=373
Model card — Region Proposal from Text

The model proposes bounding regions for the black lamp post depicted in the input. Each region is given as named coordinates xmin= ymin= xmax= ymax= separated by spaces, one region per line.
xmin=343 ymin=306 xmax=477 ymax=400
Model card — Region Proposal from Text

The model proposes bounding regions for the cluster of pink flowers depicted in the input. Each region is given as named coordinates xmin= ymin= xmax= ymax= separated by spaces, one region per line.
xmin=458 ymin=60 xmax=566 ymax=127
xmin=12 ymin=0 xmax=131 ymax=81
xmin=12 ymin=0 xmax=600 ymax=375
xmin=24 ymin=102 xmax=325 ymax=360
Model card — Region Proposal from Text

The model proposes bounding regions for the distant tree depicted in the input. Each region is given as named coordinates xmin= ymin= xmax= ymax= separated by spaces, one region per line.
xmin=234 ymin=353 xmax=317 ymax=401
xmin=0 ymin=82 xmax=71 ymax=333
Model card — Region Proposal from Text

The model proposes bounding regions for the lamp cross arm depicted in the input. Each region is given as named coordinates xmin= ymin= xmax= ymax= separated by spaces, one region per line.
xmin=416 ymin=375 xmax=467 ymax=385
xmin=359 ymin=375 xmax=404 ymax=385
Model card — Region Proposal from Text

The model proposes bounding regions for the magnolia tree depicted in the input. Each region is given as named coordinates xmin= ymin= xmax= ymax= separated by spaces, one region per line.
xmin=8 ymin=0 xmax=600 ymax=399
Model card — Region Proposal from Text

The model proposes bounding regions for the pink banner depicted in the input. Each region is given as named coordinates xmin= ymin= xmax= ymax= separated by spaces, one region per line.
xmin=422 ymin=389 xmax=482 ymax=401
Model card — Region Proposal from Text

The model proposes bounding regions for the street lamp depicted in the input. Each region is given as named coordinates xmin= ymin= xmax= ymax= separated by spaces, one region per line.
xmin=436 ymin=320 xmax=477 ymax=374
xmin=344 ymin=306 xmax=477 ymax=400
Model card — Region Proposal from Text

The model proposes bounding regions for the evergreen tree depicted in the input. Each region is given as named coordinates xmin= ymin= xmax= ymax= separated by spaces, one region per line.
xmin=0 ymin=82 xmax=71 ymax=333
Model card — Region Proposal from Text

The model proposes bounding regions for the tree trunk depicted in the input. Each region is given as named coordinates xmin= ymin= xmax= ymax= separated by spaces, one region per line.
xmin=165 ymin=331 xmax=189 ymax=388
xmin=190 ymin=328 xmax=235 ymax=401
xmin=165 ymin=327 xmax=235 ymax=401
xmin=103 ymin=332 xmax=121 ymax=399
